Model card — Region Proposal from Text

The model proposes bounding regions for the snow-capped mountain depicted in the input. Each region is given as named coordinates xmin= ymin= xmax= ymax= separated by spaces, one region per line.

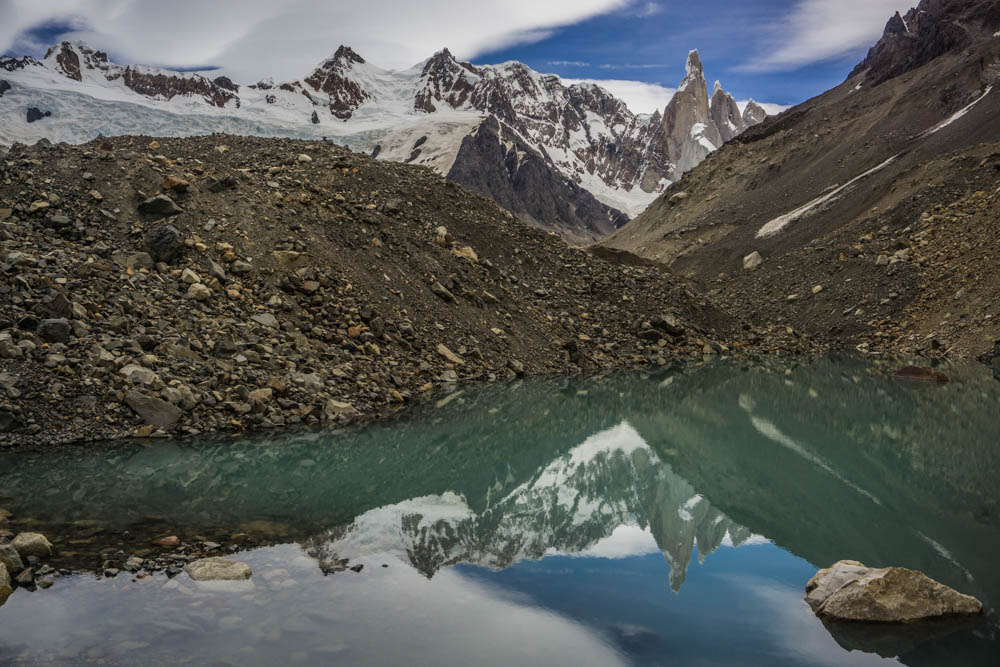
xmin=0 ymin=41 xmax=768 ymax=240
xmin=302 ymin=421 xmax=762 ymax=589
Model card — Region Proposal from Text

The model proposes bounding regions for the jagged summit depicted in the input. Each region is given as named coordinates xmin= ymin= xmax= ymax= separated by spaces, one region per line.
xmin=0 ymin=41 xmax=768 ymax=237
xmin=685 ymin=49 xmax=703 ymax=75
xmin=850 ymin=0 xmax=1000 ymax=86
xmin=331 ymin=45 xmax=366 ymax=65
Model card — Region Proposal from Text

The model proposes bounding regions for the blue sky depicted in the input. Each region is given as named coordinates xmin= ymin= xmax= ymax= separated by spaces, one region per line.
xmin=479 ymin=0 xmax=879 ymax=109
xmin=1 ymin=0 xmax=910 ymax=113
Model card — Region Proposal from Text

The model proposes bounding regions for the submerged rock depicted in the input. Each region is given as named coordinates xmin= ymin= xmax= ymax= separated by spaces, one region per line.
xmin=11 ymin=532 xmax=53 ymax=559
xmin=806 ymin=560 xmax=982 ymax=622
xmin=185 ymin=557 xmax=252 ymax=581
xmin=0 ymin=543 xmax=24 ymax=574
xmin=891 ymin=366 xmax=949 ymax=386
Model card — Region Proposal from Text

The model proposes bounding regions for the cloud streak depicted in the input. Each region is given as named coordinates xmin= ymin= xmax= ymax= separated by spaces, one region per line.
xmin=737 ymin=0 xmax=911 ymax=72
xmin=0 ymin=0 xmax=634 ymax=82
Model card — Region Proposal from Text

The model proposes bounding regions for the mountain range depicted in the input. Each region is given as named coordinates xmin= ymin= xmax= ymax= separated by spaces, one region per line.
xmin=0 ymin=41 xmax=767 ymax=242
xmin=601 ymin=0 xmax=1000 ymax=359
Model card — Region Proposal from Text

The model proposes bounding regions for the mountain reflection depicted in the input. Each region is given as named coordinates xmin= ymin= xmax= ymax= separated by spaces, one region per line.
xmin=304 ymin=422 xmax=761 ymax=590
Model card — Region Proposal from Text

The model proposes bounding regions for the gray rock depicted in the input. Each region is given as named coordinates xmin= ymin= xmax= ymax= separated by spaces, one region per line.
xmin=187 ymin=283 xmax=212 ymax=301
xmin=138 ymin=194 xmax=182 ymax=216
xmin=36 ymin=318 xmax=72 ymax=343
xmin=12 ymin=532 xmax=52 ymax=559
xmin=325 ymin=399 xmax=358 ymax=418
xmin=806 ymin=560 xmax=982 ymax=622
xmin=146 ymin=225 xmax=183 ymax=263
xmin=251 ymin=313 xmax=278 ymax=328
xmin=119 ymin=364 xmax=158 ymax=386
xmin=431 ymin=282 xmax=454 ymax=302
xmin=231 ymin=260 xmax=252 ymax=275
xmin=208 ymin=259 xmax=227 ymax=281
xmin=185 ymin=557 xmax=252 ymax=581
xmin=0 ymin=544 xmax=24 ymax=574
xmin=125 ymin=390 xmax=183 ymax=429
xmin=743 ymin=251 xmax=764 ymax=271
xmin=125 ymin=252 xmax=154 ymax=270
xmin=0 ymin=562 xmax=11 ymax=607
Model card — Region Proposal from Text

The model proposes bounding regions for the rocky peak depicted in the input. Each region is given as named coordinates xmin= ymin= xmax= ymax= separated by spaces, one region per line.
xmin=43 ymin=41 xmax=110 ymax=81
xmin=678 ymin=50 xmax=708 ymax=94
xmin=662 ymin=48 xmax=718 ymax=173
xmin=304 ymin=46 xmax=373 ymax=120
xmin=710 ymin=83 xmax=745 ymax=143
xmin=332 ymin=45 xmax=365 ymax=66
xmin=850 ymin=0 xmax=1000 ymax=86
xmin=884 ymin=11 xmax=909 ymax=36
xmin=741 ymin=99 xmax=767 ymax=127
xmin=414 ymin=48 xmax=481 ymax=113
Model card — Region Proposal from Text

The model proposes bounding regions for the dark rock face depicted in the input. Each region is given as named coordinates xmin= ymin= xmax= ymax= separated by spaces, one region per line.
xmin=122 ymin=67 xmax=237 ymax=108
xmin=311 ymin=110 xmax=320 ymax=124
xmin=212 ymin=76 xmax=238 ymax=92
xmin=851 ymin=0 xmax=1000 ymax=86
xmin=448 ymin=116 xmax=627 ymax=243
xmin=26 ymin=108 xmax=51 ymax=123
xmin=46 ymin=42 xmax=84 ymax=81
xmin=40 ymin=41 xmax=237 ymax=108
xmin=0 ymin=80 xmax=10 ymax=97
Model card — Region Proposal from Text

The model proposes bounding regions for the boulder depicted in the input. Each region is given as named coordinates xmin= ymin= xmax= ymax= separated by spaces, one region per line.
xmin=806 ymin=560 xmax=982 ymax=622
xmin=0 ymin=543 xmax=24 ymax=574
xmin=436 ymin=344 xmax=465 ymax=365
xmin=162 ymin=175 xmax=190 ymax=192
xmin=146 ymin=225 xmax=184 ymax=263
xmin=185 ymin=557 xmax=252 ymax=581
xmin=0 ymin=562 xmax=11 ymax=607
xmin=125 ymin=390 xmax=183 ymax=429
xmin=36 ymin=318 xmax=72 ymax=344
xmin=187 ymin=283 xmax=212 ymax=301
xmin=743 ymin=251 xmax=764 ymax=271
xmin=325 ymin=399 xmax=359 ymax=418
xmin=138 ymin=194 xmax=182 ymax=216
xmin=11 ymin=532 xmax=53 ymax=559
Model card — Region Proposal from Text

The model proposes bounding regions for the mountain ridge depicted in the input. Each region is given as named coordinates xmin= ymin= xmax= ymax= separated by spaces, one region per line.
xmin=0 ymin=41 xmax=767 ymax=241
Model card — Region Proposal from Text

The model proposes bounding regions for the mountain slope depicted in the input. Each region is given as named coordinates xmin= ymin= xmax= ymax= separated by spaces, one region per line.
xmin=0 ymin=42 xmax=766 ymax=242
xmin=600 ymin=0 xmax=1000 ymax=358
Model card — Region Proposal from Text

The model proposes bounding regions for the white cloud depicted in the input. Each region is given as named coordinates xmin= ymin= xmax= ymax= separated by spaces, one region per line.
xmin=548 ymin=60 xmax=591 ymax=67
xmin=737 ymin=0 xmax=911 ymax=72
xmin=0 ymin=0 xmax=632 ymax=82
xmin=736 ymin=100 xmax=791 ymax=116
xmin=562 ymin=77 xmax=677 ymax=114
xmin=634 ymin=2 xmax=664 ymax=17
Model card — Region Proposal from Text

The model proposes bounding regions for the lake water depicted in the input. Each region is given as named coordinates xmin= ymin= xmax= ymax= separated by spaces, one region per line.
xmin=1 ymin=357 xmax=998 ymax=666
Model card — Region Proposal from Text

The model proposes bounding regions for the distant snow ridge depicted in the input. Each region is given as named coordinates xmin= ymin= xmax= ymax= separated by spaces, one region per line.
xmin=303 ymin=421 xmax=764 ymax=590
xmin=0 ymin=41 xmax=768 ymax=221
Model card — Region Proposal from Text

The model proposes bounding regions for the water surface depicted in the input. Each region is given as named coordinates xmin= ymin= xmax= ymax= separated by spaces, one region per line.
xmin=1 ymin=357 xmax=998 ymax=666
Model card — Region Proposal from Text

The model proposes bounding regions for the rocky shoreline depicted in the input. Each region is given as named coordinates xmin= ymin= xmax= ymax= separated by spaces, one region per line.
xmin=0 ymin=134 xmax=829 ymax=448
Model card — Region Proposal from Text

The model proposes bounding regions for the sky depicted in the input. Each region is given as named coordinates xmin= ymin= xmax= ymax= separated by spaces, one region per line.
xmin=0 ymin=0 xmax=912 ymax=114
